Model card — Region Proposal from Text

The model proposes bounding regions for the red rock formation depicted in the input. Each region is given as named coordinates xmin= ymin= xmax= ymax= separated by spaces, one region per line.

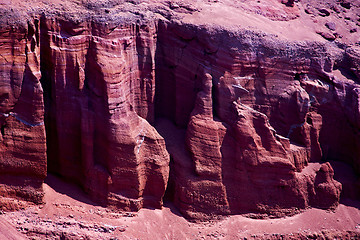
xmin=156 ymin=20 xmax=344 ymax=219
xmin=0 ymin=0 xmax=360 ymax=222
xmin=0 ymin=19 xmax=46 ymax=207
xmin=40 ymin=17 xmax=169 ymax=210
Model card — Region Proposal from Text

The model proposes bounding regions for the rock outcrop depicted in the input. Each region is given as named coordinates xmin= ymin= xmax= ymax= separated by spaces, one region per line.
xmin=0 ymin=20 xmax=46 ymax=207
xmin=40 ymin=17 xmax=170 ymax=210
xmin=155 ymin=20 xmax=347 ymax=219
xmin=0 ymin=0 xmax=360 ymax=220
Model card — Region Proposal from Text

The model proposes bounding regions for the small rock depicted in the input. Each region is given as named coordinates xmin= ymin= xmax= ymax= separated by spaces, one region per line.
xmin=334 ymin=32 xmax=343 ymax=38
xmin=340 ymin=1 xmax=351 ymax=9
xmin=331 ymin=5 xmax=341 ymax=13
xmin=325 ymin=22 xmax=336 ymax=31
xmin=170 ymin=3 xmax=180 ymax=9
xmin=318 ymin=8 xmax=330 ymax=17
xmin=350 ymin=28 xmax=357 ymax=33
xmin=317 ymin=31 xmax=336 ymax=41
xmin=281 ymin=0 xmax=295 ymax=7
xmin=124 ymin=212 xmax=135 ymax=217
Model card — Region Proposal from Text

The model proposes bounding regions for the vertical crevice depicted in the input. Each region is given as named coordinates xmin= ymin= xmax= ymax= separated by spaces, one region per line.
xmin=154 ymin=20 xmax=176 ymax=123
xmin=212 ymin=78 xmax=219 ymax=120
xmin=39 ymin=15 xmax=60 ymax=174
xmin=163 ymin=155 xmax=175 ymax=202
xmin=0 ymin=124 xmax=5 ymax=136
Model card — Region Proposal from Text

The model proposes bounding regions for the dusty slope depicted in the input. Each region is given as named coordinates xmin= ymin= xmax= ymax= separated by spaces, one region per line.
xmin=1 ymin=0 xmax=359 ymax=44
xmin=2 ymin=174 xmax=360 ymax=240
xmin=0 ymin=217 xmax=26 ymax=240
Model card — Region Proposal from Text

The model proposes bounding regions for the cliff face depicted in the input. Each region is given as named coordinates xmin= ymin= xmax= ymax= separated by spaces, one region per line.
xmin=40 ymin=17 xmax=169 ymax=210
xmin=0 ymin=20 xmax=46 ymax=207
xmin=0 ymin=0 xmax=359 ymax=220
xmin=155 ymin=21 xmax=347 ymax=219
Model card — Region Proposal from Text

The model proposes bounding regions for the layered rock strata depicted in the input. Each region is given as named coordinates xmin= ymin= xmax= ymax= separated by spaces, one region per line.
xmin=155 ymin=21 xmax=347 ymax=219
xmin=40 ymin=17 xmax=169 ymax=210
xmin=0 ymin=0 xmax=360 ymax=220
xmin=0 ymin=20 xmax=46 ymax=206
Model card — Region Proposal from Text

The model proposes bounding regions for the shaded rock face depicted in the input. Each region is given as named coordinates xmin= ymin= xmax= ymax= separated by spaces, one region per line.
xmin=1 ymin=9 xmax=360 ymax=220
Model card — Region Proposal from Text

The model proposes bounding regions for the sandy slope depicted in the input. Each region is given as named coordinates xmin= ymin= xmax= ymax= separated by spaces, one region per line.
xmin=0 ymin=174 xmax=359 ymax=239
xmin=0 ymin=217 xmax=26 ymax=240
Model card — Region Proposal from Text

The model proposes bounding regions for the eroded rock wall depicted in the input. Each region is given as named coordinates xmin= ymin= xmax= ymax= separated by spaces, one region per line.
xmin=1 ymin=9 xmax=360 ymax=220
xmin=40 ymin=17 xmax=169 ymax=210
xmin=155 ymin=21 xmax=350 ymax=219
xmin=0 ymin=20 xmax=46 ymax=206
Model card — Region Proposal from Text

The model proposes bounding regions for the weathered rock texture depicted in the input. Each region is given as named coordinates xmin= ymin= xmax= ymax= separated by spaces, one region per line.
xmin=0 ymin=0 xmax=360 ymax=220
xmin=0 ymin=20 xmax=46 ymax=207
xmin=40 ymin=17 xmax=169 ymax=210
xmin=155 ymin=21 xmax=348 ymax=219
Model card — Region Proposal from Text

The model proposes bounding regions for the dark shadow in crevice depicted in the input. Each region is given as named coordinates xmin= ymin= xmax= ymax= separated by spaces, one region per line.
xmin=154 ymin=20 xmax=176 ymax=124
xmin=39 ymin=15 xmax=60 ymax=174
xmin=163 ymin=201 xmax=187 ymax=219
xmin=0 ymin=124 xmax=5 ymax=136
xmin=163 ymin=155 xmax=175 ymax=203
xmin=329 ymin=160 xmax=360 ymax=207
xmin=44 ymin=173 xmax=100 ymax=207
xmin=333 ymin=65 xmax=358 ymax=82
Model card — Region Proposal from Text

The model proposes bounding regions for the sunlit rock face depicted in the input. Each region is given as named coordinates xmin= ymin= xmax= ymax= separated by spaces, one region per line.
xmin=40 ymin=17 xmax=169 ymax=211
xmin=1 ymin=0 xmax=360 ymax=220
xmin=0 ymin=20 xmax=46 ymax=207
